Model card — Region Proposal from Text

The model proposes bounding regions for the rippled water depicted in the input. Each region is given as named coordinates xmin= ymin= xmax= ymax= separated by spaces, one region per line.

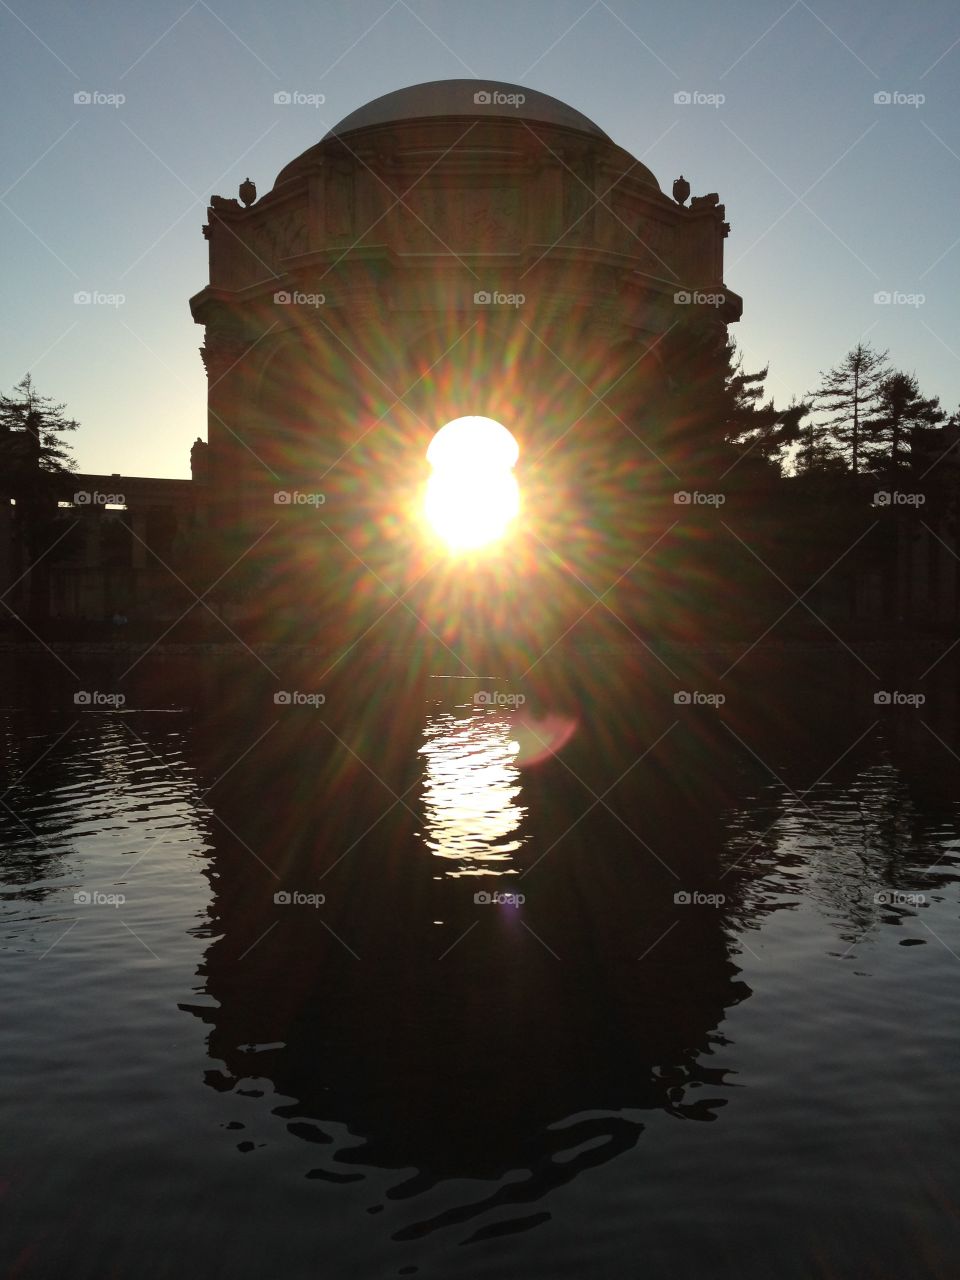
xmin=2 ymin=647 xmax=960 ymax=1278
xmin=419 ymin=698 xmax=526 ymax=869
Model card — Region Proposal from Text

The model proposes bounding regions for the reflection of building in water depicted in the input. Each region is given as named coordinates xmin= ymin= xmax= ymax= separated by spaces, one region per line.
xmin=177 ymin=677 xmax=757 ymax=1246
xmin=418 ymin=709 xmax=526 ymax=873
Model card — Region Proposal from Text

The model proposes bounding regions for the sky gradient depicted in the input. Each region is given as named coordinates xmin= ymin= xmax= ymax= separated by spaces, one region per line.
xmin=2 ymin=0 xmax=958 ymax=477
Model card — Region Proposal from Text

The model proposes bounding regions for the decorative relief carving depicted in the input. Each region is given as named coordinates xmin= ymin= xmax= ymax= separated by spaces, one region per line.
xmin=394 ymin=186 xmax=521 ymax=249
xmin=200 ymin=336 xmax=253 ymax=383
xmin=239 ymin=206 xmax=310 ymax=276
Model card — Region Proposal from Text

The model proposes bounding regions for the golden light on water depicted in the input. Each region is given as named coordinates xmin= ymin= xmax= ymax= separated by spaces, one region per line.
xmin=418 ymin=706 xmax=525 ymax=874
xmin=423 ymin=416 xmax=520 ymax=552
xmin=417 ymin=687 xmax=578 ymax=878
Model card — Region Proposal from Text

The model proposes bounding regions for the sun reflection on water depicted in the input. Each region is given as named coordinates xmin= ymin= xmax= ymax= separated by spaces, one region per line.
xmin=418 ymin=706 xmax=527 ymax=875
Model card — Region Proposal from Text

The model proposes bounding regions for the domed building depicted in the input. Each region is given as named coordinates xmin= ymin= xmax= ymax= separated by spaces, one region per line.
xmin=188 ymin=79 xmax=743 ymax=638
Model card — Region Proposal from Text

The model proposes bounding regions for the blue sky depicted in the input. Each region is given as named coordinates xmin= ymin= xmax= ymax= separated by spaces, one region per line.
xmin=2 ymin=0 xmax=958 ymax=477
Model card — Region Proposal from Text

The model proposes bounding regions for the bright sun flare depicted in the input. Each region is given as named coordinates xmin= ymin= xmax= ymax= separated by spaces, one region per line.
xmin=424 ymin=416 xmax=520 ymax=552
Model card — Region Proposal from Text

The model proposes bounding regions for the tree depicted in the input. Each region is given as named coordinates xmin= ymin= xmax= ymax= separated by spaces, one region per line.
xmin=872 ymin=371 xmax=944 ymax=469
xmin=795 ymin=422 xmax=847 ymax=474
xmin=719 ymin=340 xmax=809 ymax=468
xmin=0 ymin=375 xmax=80 ymax=616
xmin=809 ymin=343 xmax=889 ymax=474
xmin=663 ymin=329 xmax=808 ymax=476
xmin=0 ymin=374 xmax=78 ymax=484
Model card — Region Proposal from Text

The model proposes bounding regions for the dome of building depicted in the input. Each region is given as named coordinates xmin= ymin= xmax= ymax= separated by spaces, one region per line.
xmin=324 ymin=79 xmax=611 ymax=141
xmin=270 ymin=79 xmax=662 ymax=191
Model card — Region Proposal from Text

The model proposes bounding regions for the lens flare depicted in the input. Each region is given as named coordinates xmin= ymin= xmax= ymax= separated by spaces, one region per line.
xmin=423 ymin=416 xmax=520 ymax=552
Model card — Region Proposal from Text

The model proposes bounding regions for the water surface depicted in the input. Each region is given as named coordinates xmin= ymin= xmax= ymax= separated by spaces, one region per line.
xmin=2 ymin=647 xmax=959 ymax=1278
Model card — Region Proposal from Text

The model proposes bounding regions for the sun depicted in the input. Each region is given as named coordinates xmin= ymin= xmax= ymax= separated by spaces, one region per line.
xmin=423 ymin=416 xmax=520 ymax=552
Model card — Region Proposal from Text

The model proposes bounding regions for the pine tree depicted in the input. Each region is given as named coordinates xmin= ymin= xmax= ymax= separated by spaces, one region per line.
xmin=873 ymin=371 xmax=944 ymax=469
xmin=796 ymin=417 xmax=847 ymax=474
xmin=720 ymin=340 xmax=809 ymax=466
xmin=809 ymin=343 xmax=889 ymax=474
xmin=0 ymin=374 xmax=78 ymax=490
xmin=664 ymin=330 xmax=808 ymax=475
xmin=0 ymin=376 xmax=80 ymax=617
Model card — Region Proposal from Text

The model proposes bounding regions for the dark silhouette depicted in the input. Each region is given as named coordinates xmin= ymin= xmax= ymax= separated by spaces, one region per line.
xmin=874 ymin=369 xmax=945 ymax=468
xmin=807 ymin=342 xmax=889 ymax=474
xmin=0 ymin=375 xmax=79 ymax=618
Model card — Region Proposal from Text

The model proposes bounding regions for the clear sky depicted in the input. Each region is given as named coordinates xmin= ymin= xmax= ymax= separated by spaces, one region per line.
xmin=2 ymin=0 xmax=958 ymax=477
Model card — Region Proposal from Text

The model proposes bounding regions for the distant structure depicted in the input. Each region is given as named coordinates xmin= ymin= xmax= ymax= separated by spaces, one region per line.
xmin=0 ymin=445 xmax=207 ymax=623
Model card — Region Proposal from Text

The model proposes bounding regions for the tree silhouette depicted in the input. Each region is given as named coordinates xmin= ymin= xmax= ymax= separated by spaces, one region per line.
xmin=873 ymin=371 xmax=944 ymax=471
xmin=662 ymin=329 xmax=808 ymax=478
xmin=809 ymin=343 xmax=889 ymax=474
xmin=0 ymin=375 xmax=80 ymax=617
xmin=0 ymin=374 xmax=78 ymax=481
xmin=719 ymin=339 xmax=809 ymax=467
